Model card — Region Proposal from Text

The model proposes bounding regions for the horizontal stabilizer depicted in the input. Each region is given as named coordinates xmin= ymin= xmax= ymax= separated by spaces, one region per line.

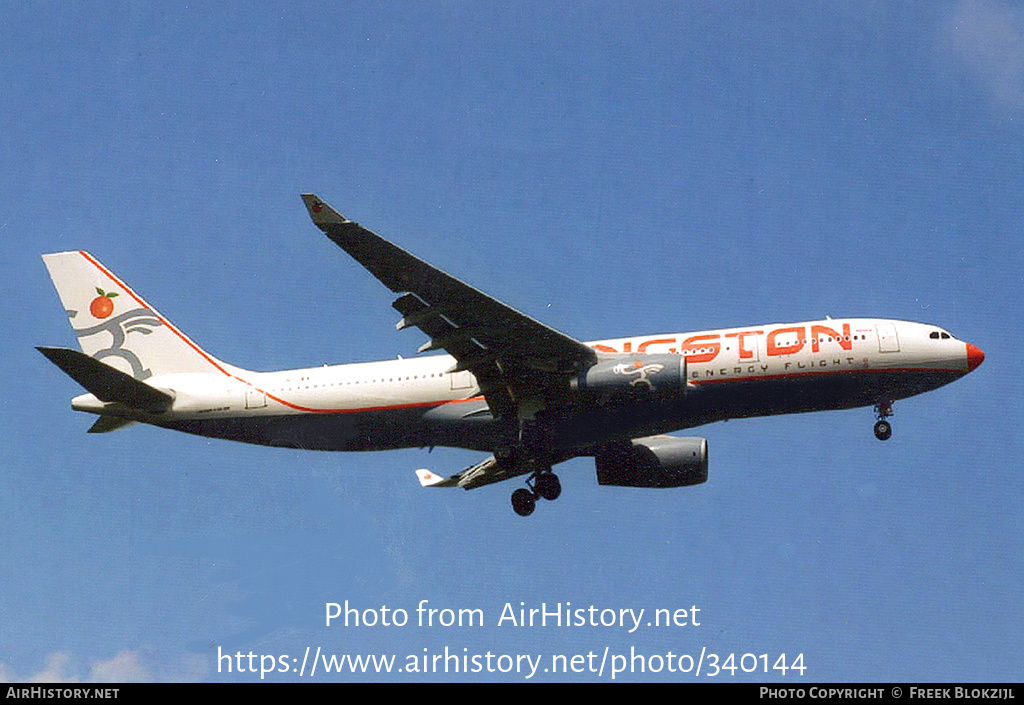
xmin=37 ymin=346 xmax=173 ymax=413
xmin=87 ymin=416 xmax=137 ymax=433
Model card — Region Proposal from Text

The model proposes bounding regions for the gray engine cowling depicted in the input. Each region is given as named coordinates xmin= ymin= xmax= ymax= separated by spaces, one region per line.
xmin=595 ymin=435 xmax=708 ymax=488
xmin=571 ymin=354 xmax=685 ymax=405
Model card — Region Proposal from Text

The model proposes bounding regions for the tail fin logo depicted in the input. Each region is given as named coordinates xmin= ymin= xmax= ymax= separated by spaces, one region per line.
xmin=89 ymin=288 xmax=119 ymax=319
xmin=43 ymin=251 xmax=226 ymax=379
xmin=70 ymin=306 xmax=164 ymax=381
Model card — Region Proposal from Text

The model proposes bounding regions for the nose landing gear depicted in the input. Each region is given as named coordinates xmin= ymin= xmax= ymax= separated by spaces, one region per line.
xmin=873 ymin=401 xmax=893 ymax=441
xmin=510 ymin=470 xmax=561 ymax=517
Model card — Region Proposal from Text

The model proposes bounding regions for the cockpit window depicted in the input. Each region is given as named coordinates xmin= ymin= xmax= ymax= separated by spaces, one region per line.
xmin=930 ymin=331 xmax=952 ymax=340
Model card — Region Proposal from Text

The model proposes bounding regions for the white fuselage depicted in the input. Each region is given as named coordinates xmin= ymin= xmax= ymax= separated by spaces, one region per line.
xmin=71 ymin=317 xmax=978 ymax=453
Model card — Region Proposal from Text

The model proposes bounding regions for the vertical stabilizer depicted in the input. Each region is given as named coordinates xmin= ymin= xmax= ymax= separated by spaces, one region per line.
xmin=42 ymin=251 xmax=235 ymax=380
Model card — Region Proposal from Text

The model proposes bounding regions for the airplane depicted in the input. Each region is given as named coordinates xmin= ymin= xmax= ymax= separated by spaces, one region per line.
xmin=38 ymin=194 xmax=985 ymax=516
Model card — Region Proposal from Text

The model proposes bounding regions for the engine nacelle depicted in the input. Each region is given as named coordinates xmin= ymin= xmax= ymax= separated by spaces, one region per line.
xmin=571 ymin=354 xmax=685 ymax=405
xmin=595 ymin=435 xmax=708 ymax=488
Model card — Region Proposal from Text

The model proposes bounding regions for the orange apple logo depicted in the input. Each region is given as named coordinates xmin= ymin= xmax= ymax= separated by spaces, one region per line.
xmin=89 ymin=287 xmax=118 ymax=319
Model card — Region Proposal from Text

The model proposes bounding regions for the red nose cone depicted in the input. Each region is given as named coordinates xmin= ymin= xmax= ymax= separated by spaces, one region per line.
xmin=966 ymin=343 xmax=985 ymax=371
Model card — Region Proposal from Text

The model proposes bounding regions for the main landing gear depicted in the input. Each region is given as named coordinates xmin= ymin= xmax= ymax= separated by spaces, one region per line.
xmin=873 ymin=401 xmax=893 ymax=441
xmin=511 ymin=470 xmax=561 ymax=517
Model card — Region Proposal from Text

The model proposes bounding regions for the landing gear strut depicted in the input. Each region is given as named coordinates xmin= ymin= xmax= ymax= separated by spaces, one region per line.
xmin=510 ymin=470 xmax=561 ymax=517
xmin=873 ymin=401 xmax=893 ymax=441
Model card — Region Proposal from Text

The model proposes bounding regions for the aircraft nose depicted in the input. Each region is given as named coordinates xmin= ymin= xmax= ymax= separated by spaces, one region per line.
xmin=966 ymin=343 xmax=985 ymax=372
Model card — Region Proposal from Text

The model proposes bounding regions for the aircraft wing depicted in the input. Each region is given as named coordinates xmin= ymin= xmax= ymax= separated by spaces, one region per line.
xmin=415 ymin=456 xmax=530 ymax=490
xmin=301 ymin=194 xmax=597 ymax=420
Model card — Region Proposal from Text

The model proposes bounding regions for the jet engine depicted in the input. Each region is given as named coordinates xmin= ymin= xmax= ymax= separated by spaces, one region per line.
xmin=571 ymin=354 xmax=685 ymax=405
xmin=594 ymin=435 xmax=707 ymax=488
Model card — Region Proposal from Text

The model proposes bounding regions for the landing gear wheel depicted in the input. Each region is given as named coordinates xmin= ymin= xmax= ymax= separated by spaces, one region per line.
xmin=874 ymin=419 xmax=892 ymax=441
xmin=873 ymin=401 xmax=894 ymax=441
xmin=533 ymin=473 xmax=561 ymax=501
xmin=511 ymin=488 xmax=536 ymax=517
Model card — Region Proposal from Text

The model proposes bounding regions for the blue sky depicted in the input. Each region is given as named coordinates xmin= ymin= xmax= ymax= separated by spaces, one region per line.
xmin=1 ymin=2 xmax=1020 ymax=682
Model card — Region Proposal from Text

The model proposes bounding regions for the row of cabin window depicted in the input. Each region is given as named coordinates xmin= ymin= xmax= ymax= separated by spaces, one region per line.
xmin=273 ymin=372 xmax=447 ymax=392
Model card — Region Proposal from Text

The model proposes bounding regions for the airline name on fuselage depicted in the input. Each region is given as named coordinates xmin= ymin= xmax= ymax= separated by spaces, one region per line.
xmin=593 ymin=321 xmax=871 ymax=381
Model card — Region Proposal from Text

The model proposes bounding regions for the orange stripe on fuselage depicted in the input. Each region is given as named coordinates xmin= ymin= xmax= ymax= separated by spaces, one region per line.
xmin=80 ymin=251 xmax=482 ymax=415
